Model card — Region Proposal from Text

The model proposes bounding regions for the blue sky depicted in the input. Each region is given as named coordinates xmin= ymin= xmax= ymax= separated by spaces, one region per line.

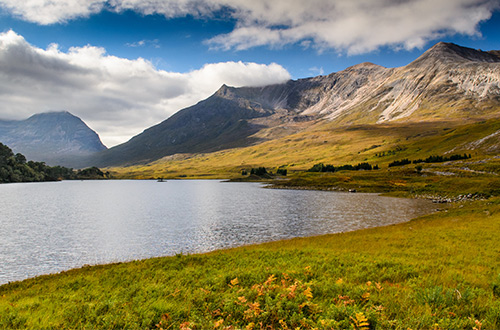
xmin=0 ymin=0 xmax=499 ymax=146
xmin=4 ymin=7 xmax=500 ymax=78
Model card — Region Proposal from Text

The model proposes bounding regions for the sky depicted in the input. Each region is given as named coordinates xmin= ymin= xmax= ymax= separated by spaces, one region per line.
xmin=0 ymin=0 xmax=499 ymax=147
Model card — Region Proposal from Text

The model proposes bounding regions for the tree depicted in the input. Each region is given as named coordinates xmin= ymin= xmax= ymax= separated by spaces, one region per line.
xmin=308 ymin=163 xmax=325 ymax=172
xmin=0 ymin=143 xmax=108 ymax=183
xmin=276 ymin=168 xmax=287 ymax=176
xmin=15 ymin=153 xmax=26 ymax=164
xmin=250 ymin=167 xmax=267 ymax=176
xmin=0 ymin=143 xmax=14 ymax=165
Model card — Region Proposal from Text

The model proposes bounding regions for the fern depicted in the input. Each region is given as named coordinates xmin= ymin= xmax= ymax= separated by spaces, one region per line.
xmin=350 ymin=312 xmax=370 ymax=330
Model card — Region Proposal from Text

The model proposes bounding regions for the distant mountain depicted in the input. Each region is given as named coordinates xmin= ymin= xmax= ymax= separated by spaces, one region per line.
xmin=0 ymin=111 xmax=106 ymax=167
xmin=94 ymin=42 xmax=500 ymax=167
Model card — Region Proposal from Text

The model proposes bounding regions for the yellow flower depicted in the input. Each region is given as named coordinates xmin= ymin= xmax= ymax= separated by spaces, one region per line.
xmin=303 ymin=287 xmax=313 ymax=300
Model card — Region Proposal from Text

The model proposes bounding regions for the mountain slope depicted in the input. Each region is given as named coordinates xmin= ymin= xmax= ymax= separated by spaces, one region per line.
xmin=97 ymin=42 xmax=500 ymax=167
xmin=0 ymin=111 xmax=106 ymax=167
xmin=299 ymin=42 xmax=500 ymax=123
xmin=92 ymin=85 xmax=288 ymax=166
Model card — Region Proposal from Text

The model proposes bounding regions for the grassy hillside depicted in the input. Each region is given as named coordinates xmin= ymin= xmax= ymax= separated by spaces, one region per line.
xmin=107 ymin=117 xmax=500 ymax=180
xmin=1 ymin=198 xmax=499 ymax=329
xmin=269 ymin=161 xmax=500 ymax=199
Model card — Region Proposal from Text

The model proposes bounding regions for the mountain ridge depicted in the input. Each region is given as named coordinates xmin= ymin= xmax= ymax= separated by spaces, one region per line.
xmin=92 ymin=42 xmax=500 ymax=167
xmin=408 ymin=42 xmax=500 ymax=67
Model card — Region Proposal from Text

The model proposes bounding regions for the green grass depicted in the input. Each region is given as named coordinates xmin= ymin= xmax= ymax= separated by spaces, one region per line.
xmin=1 ymin=198 xmax=500 ymax=329
xmin=269 ymin=160 xmax=500 ymax=199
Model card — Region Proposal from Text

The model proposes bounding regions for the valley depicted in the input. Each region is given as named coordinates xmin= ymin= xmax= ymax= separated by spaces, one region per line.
xmin=97 ymin=42 xmax=500 ymax=184
xmin=107 ymin=117 xmax=500 ymax=184
xmin=1 ymin=41 xmax=500 ymax=330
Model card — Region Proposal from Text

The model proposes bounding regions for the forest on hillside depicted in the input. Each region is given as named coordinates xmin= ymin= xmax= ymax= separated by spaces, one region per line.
xmin=0 ymin=142 xmax=109 ymax=183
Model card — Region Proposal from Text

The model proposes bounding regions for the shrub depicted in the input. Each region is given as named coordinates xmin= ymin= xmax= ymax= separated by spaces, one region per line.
xmin=276 ymin=168 xmax=287 ymax=176
xmin=308 ymin=162 xmax=375 ymax=172
xmin=388 ymin=159 xmax=411 ymax=167
xmin=250 ymin=167 xmax=267 ymax=176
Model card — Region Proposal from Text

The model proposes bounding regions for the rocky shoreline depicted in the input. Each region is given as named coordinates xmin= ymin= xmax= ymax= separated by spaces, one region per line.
xmin=267 ymin=184 xmax=486 ymax=203
xmin=417 ymin=193 xmax=486 ymax=203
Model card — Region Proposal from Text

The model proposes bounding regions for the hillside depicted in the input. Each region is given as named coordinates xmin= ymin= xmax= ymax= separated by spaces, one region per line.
xmin=91 ymin=85 xmax=284 ymax=166
xmin=0 ymin=111 xmax=107 ymax=168
xmin=95 ymin=42 xmax=500 ymax=168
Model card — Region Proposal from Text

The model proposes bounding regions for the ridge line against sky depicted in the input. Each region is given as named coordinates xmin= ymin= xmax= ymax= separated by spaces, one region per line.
xmin=0 ymin=0 xmax=499 ymax=147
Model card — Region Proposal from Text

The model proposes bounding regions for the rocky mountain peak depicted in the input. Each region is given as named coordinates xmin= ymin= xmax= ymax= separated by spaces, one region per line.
xmin=409 ymin=42 xmax=500 ymax=67
xmin=346 ymin=62 xmax=385 ymax=70
xmin=26 ymin=110 xmax=79 ymax=122
xmin=214 ymin=84 xmax=236 ymax=98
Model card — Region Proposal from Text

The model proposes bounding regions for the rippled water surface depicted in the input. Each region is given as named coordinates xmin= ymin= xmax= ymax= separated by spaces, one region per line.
xmin=0 ymin=180 xmax=436 ymax=284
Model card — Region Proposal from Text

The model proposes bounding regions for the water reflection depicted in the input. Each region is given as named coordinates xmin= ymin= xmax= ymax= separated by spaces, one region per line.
xmin=0 ymin=180 xmax=436 ymax=284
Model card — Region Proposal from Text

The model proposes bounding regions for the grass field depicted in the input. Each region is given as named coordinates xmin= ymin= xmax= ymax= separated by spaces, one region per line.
xmin=267 ymin=159 xmax=500 ymax=199
xmin=1 ymin=197 xmax=499 ymax=329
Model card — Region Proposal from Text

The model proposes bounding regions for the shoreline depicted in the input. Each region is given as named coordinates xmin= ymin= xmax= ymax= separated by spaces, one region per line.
xmin=0 ymin=186 xmax=440 ymax=286
xmin=1 ymin=197 xmax=499 ymax=329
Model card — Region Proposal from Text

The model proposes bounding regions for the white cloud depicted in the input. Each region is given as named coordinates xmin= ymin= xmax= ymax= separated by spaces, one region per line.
xmin=206 ymin=0 xmax=500 ymax=54
xmin=0 ymin=0 xmax=498 ymax=54
xmin=0 ymin=0 xmax=106 ymax=25
xmin=0 ymin=30 xmax=291 ymax=147
xmin=309 ymin=67 xmax=324 ymax=76
xmin=126 ymin=39 xmax=160 ymax=48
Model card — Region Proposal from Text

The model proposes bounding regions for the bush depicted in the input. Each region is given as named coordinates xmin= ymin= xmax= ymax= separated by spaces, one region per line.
xmin=308 ymin=162 xmax=375 ymax=172
xmin=413 ymin=154 xmax=471 ymax=164
xmin=388 ymin=159 xmax=411 ymax=167
xmin=276 ymin=168 xmax=287 ymax=176
xmin=308 ymin=163 xmax=326 ymax=172
xmin=250 ymin=167 xmax=267 ymax=176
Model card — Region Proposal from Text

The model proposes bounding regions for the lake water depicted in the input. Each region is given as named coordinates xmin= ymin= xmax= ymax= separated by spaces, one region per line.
xmin=0 ymin=180 xmax=436 ymax=284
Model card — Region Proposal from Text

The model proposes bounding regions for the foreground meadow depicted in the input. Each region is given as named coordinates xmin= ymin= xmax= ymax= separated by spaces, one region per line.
xmin=1 ymin=195 xmax=499 ymax=329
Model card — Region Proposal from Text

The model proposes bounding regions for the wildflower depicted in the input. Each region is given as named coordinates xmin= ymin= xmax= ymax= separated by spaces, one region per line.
xmin=303 ymin=287 xmax=313 ymax=300
xmin=214 ymin=319 xmax=224 ymax=328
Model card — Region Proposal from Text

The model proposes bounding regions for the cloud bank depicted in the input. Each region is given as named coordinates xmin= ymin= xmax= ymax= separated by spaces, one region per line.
xmin=0 ymin=0 xmax=498 ymax=54
xmin=0 ymin=30 xmax=291 ymax=146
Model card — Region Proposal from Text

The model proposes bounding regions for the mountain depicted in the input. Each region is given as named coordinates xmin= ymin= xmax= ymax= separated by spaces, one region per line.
xmin=91 ymin=85 xmax=282 ymax=166
xmin=94 ymin=42 xmax=500 ymax=167
xmin=0 ymin=111 xmax=107 ymax=167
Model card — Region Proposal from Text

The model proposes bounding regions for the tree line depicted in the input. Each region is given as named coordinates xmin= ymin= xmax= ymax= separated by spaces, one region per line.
xmin=308 ymin=162 xmax=378 ymax=172
xmin=241 ymin=167 xmax=287 ymax=177
xmin=388 ymin=154 xmax=471 ymax=167
xmin=0 ymin=142 xmax=109 ymax=183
